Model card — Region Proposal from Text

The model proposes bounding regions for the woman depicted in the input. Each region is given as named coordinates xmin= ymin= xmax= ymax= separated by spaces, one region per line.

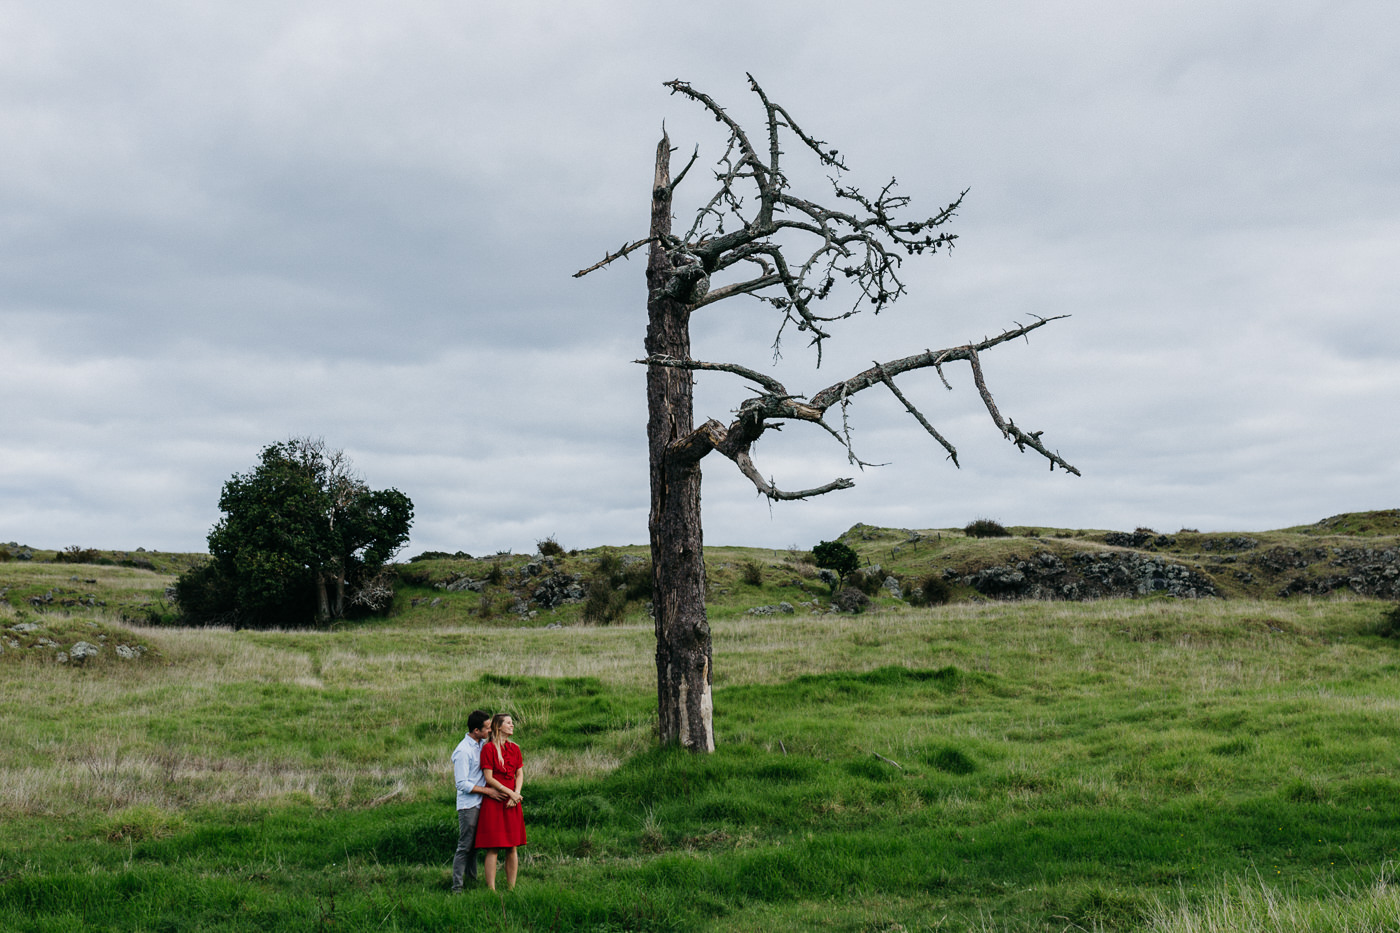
xmin=474 ymin=713 xmax=526 ymax=890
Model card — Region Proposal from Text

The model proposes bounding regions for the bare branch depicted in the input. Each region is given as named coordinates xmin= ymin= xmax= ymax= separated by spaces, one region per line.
xmin=875 ymin=365 xmax=959 ymax=467
xmin=732 ymin=447 xmax=855 ymax=500
xmin=808 ymin=315 xmax=1067 ymax=409
xmin=639 ymin=354 xmax=791 ymax=398
xmin=574 ymin=237 xmax=651 ymax=278
xmin=670 ymin=145 xmax=700 ymax=191
xmin=693 ymin=273 xmax=782 ymax=308
xmin=968 ymin=350 xmax=1080 ymax=475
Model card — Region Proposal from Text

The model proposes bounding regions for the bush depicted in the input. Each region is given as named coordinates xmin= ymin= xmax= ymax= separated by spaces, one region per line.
xmin=583 ymin=552 xmax=652 ymax=624
xmin=740 ymin=560 xmax=764 ymax=587
xmin=832 ymin=587 xmax=870 ymax=614
xmin=963 ymin=519 xmax=1010 ymax=539
xmin=54 ymin=546 xmax=101 ymax=564
xmin=919 ymin=574 xmax=951 ymax=606
xmin=537 ymin=536 xmax=565 ymax=558
xmin=845 ymin=569 xmax=883 ymax=597
xmin=172 ymin=561 xmax=244 ymax=627
xmin=812 ymin=540 xmax=859 ymax=583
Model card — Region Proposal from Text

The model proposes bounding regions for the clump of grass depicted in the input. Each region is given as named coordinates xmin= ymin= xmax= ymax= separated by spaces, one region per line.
xmin=1144 ymin=868 xmax=1400 ymax=932
xmin=963 ymin=518 xmax=1010 ymax=538
xmin=97 ymin=805 xmax=186 ymax=842
xmin=1372 ymin=602 xmax=1400 ymax=638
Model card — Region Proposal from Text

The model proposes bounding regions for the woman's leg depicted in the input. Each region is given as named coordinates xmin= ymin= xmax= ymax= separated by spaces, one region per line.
xmin=483 ymin=850 xmax=498 ymax=890
xmin=505 ymin=846 xmax=518 ymax=890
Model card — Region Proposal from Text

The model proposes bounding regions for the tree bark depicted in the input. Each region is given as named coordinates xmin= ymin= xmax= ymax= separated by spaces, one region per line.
xmin=646 ymin=134 xmax=714 ymax=752
xmin=316 ymin=577 xmax=331 ymax=623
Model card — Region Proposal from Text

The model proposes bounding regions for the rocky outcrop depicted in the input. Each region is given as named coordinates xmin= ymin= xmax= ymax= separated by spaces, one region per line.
xmin=531 ymin=572 xmax=586 ymax=610
xmin=959 ymin=549 xmax=1220 ymax=600
xmin=1274 ymin=546 xmax=1400 ymax=599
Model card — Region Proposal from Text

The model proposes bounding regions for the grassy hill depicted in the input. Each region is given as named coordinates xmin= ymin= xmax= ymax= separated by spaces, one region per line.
xmin=3 ymin=513 xmax=1400 ymax=931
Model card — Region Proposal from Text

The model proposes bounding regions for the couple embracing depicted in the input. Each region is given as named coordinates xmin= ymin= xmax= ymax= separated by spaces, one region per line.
xmin=451 ymin=710 xmax=526 ymax=891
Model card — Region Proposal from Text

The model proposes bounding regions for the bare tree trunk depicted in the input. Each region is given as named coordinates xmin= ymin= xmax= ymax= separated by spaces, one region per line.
xmin=646 ymin=134 xmax=714 ymax=752
xmin=333 ymin=568 xmax=346 ymax=619
xmin=316 ymin=577 xmax=331 ymax=623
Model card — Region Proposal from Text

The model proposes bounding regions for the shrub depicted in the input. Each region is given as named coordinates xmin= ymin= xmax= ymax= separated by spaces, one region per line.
xmin=832 ymin=587 xmax=870 ymax=614
xmin=812 ymin=540 xmax=859 ymax=583
xmin=583 ymin=552 xmax=652 ymax=624
xmin=845 ymin=569 xmax=883 ymax=597
xmin=54 ymin=546 xmax=101 ymax=564
xmin=172 ymin=561 xmax=243 ymax=627
xmin=963 ymin=519 xmax=1009 ymax=539
xmin=537 ymin=536 xmax=565 ymax=558
xmin=0 ymin=548 xmax=11 ymax=563
xmin=740 ymin=560 xmax=764 ymax=587
xmin=920 ymin=574 xmax=951 ymax=606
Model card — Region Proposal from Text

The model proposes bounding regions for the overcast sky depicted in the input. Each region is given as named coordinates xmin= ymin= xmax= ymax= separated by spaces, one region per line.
xmin=2 ymin=1 xmax=1396 ymax=556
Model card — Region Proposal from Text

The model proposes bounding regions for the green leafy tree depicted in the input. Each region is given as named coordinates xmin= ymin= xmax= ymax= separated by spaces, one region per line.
xmin=812 ymin=540 xmax=860 ymax=585
xmin=176 ymin=438 xmax=413 ymax=628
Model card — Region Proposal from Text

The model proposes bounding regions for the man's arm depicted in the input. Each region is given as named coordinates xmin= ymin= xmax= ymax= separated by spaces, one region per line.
xmin=451 ymin=747 xmax=474 ymax=799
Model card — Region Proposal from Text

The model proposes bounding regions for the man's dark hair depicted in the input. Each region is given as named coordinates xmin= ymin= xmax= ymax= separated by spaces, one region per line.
xmin=467 ymin=709 xmax=492 ymax=732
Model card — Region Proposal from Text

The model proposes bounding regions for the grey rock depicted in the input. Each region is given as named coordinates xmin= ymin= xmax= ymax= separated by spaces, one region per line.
xmin=531 ymin=572 xmax=586 ymax=610
xmin=746 ymin=602 xmax=796 ymax=616
xmin=11 ymin=622 xmax=40 ymax=633
xmin=115 ymin=645 xmax=141 ymax=660
xmin=883 ymin=576 xmax=902 ymax=599
xmin=70 ymin=641 xmax=102 ymax=663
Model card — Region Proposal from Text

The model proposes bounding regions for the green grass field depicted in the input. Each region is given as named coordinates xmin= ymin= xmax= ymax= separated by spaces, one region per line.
xmin=3 ymin=529 xmax=1400 ymax=931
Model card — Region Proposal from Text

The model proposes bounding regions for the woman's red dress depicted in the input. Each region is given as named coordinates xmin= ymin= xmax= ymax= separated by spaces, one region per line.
xmin=474 ymin=741 xmax=526 ymax=848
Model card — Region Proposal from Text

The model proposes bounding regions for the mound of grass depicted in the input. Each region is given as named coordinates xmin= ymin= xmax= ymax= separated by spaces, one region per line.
xmin=1291 ymin=509 xmax=1400 ymax=537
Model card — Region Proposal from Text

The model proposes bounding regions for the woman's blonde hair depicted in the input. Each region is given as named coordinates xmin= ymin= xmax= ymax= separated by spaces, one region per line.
xmin=489 ymin=713 xmax=513 ymax=743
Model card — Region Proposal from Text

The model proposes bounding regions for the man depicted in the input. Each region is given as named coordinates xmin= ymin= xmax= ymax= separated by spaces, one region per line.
xmin=450 ymin=709 xmax=505 ymax=891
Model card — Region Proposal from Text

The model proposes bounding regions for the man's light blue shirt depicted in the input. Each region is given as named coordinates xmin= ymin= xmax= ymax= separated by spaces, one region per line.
xmin=451 ymin=733 xmax=487 ymax=810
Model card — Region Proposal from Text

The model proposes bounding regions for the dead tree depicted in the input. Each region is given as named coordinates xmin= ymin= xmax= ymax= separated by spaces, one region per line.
xmin=576 ymin=76 xmax=1078 ymax=752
